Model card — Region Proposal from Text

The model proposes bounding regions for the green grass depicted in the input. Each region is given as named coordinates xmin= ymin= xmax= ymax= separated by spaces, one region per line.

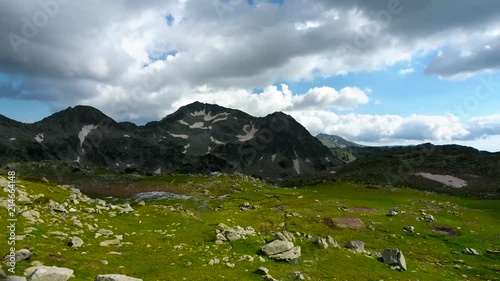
xmin=0 ymin=174 xmax=499 ymax=280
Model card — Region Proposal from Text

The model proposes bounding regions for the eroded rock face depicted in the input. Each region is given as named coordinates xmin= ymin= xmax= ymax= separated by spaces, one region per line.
xmin=95 ymin=274 xmax=143 ymax=281
xmin=382 ymin=248 xmax=407 ymax=271
xmin=26 ymin=266 xmax=74 ymax=281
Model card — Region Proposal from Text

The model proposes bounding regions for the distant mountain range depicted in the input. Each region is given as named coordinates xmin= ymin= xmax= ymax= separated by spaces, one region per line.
xmin=0 ymin=102 xmax=341 ymax=180
xmin=316 ymin=133 xmax=396 ymax=163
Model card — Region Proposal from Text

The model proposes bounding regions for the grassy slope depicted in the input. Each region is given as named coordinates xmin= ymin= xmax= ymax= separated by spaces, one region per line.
xmin=1 ymin=174 xmax=499 ymax=280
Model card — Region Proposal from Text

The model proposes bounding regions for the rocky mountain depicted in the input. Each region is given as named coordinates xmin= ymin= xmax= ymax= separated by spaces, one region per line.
xmin=316 ymin=133 xmax=396 ymax=163
xmin=316 ymin=133 xmax=363 ymax=149
xmin=335 ymin=143 xmax=500 ymax=198
xmin=0 ymin=102 xmax=341 ymax=180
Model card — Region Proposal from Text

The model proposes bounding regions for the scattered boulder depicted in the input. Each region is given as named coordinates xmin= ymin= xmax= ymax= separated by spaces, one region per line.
xmin=99 ymin=240 xmax=121 ymax=247
xmin=387 ymin=210 xmax=398 ymax=217
xmin=381 ymin=248 xmax=407 ymax=271
xmin=255 ymin=267 xmax=269 ymax=275
xmin=315 ymin=237 xmax=329 ymax=249
xmin=95 ymin=274 xmax=143 ymax=281
xmin=4 ymin=249 xmax=33 ymax=263
xmin=67 ymin=237 xmax=84 ymax=249
xmin=262 ymin=240 xmax=301 ymax=261
xmin=215 ymin=224 xmax=256 ymax=243
xmin=207 ymin=258 xmax=219 ymax=265
xmin=424 ymin=214 xmax=435 ymax=222
xmin=26 ymin=266 xmax=73 ymax=281
xmin=239 ymin=202 xmax=259 ymax=211
xmin=325 ymin=236 xmax=338 ymax=247
xmin=344 ymin=241 xmax=365 ymax=253
xmin=463 ymin=248 xmax=480 ymax=256
xmin=403 ymin=226 xmax=415 ymax=233
xmin=262 ymin=240 xmax=294 ymax=256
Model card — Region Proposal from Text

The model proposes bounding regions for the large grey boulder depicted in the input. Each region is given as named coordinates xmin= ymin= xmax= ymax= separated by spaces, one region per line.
xmin=262 ymin=240 xmax=294 ymax=256
xmin=382 ymin=248 xmax=407 ymax=271
xmin=27 ymin=266 xmax=73 ymax=281
xmin=269 ymin=246 xmax=301 ymax=261
xmin=95 ymin=274 xmax=143 ymax=281
xmin=344 ymin=241 xmax=365 ymax=253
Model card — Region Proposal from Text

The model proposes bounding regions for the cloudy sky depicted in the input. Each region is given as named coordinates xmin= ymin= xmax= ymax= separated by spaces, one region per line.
xmin=1 ymin=0 xmax=500 ymax=151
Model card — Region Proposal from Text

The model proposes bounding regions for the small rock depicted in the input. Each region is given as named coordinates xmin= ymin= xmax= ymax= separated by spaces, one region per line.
xmin=463 ymin=248 xmax=480 ymax=256
xmin=403 ymin=226 xmax=415 ymax=233
xmin=424 ymin=214 xmax=435 ymax=222
xmin=95 ymin=274 xmax=143 ymax=281
xmin=67 ymin=237 xmax=84 ymax=249
xmin=315 ymin=237 xmax=328 ymax=249
xmin=99 ymin=239 xmax=121 ymax=247
xmin=4 ymin=249 xmax=32 ymax=263
xmin=255 ymin=267 xmax=269 ymax=275
xmin=387 ymin=210 xmax=398 ymax=217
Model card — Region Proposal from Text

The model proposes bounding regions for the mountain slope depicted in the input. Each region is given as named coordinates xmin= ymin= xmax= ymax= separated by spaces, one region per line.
xmin=335 ymin=143 xmax=500 ymax=198
xmin=0 ymin=102 xmax=341 ymax=180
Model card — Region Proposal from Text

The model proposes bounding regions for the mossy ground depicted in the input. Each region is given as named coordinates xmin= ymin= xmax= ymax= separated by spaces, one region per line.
xmin=1 ymin=173 xmax=499 ymax=280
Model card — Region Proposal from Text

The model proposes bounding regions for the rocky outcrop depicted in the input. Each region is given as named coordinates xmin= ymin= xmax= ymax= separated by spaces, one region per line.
xmin=215 ymin=224 xmax=256 ymax=244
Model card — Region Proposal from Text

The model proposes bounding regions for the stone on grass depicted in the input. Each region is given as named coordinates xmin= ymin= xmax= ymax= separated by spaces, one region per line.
xmin=344 ymin=241 xmax=365 ymax=253
xmin=255 ymin=267 xmax=269 ymax=275
xmin=4 ymin=249 xmax=32 ymax=263
xmin=463 ymin=248 xmax=480 ymax=256
xmin=382 ymin=248 xmax=407 ymax=271
xmin=68 ymin=237 xmax=84 ymax=249
xmin=316 ymin=237 xmax=328 ymax=249
xmin=95 ymin=274 xmax=143 ymax=281
xmin=99 ymin=239 xmax=121 ymax=247
xmin=262 ymin=240 xmax=294 ymax=256
xmin=27 ymin=266 xmax=73 ymax=281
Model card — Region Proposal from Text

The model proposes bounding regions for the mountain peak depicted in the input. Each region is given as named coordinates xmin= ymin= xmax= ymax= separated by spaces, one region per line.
xmin=35 ymin=105 xmax=116 ymax=128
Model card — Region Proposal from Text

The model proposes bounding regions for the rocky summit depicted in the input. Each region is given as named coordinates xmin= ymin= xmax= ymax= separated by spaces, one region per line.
xmin=0 ymin=102 xmax=340 ymax=180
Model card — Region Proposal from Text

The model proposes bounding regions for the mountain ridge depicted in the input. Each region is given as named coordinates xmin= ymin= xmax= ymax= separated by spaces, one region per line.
xmin=0 ymin=102 xmax=341 ymax=180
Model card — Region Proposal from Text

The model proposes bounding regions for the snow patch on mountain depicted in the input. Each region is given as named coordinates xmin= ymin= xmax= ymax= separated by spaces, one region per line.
xmin=178 ymin=119 xmax=189 ymax=126
xmin=210 ymin=136 xmax=225 ymax=145
xmin=237 ymin=125 xmax=258 ymax=142
xmin=78 ymin=125 xmax=98 ymax=147
xmin=169 ymin=132 xmax=189 ymax=139
xmin=293 ymin=159 xmax=301 ymax=174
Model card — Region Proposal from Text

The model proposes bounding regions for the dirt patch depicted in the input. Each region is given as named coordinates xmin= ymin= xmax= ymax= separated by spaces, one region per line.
xmin=322 ymin=217 xmax=365 ymax=230
xmin=426 ymin=205 xmax=443 ymax=211
xmin=351 ymin=206 xmax=378 ymax=213
xmin=47 ymin=253 xmax=66 ymax=262
xmin=433 ymin=225 xmax=461 ymax=237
